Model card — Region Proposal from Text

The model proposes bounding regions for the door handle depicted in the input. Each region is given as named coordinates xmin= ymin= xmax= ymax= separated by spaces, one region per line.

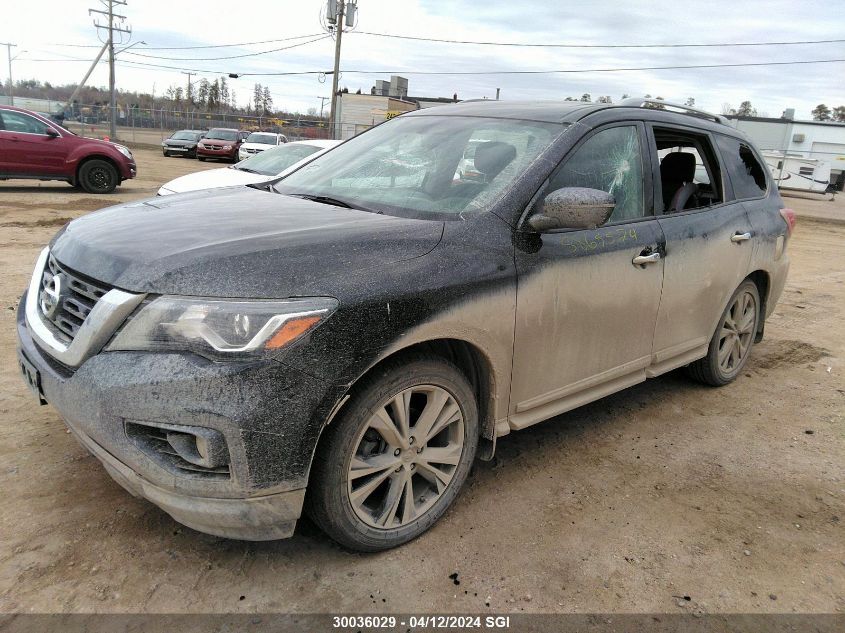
xmin=632 ymin=251 xmax=661 ymax=266
xmin=731 ymin=231 xmax=752 ymax=243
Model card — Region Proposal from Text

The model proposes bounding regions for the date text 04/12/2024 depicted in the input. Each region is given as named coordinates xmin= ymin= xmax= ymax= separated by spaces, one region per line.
xmin=332 ymin=615 xmax=512 ymax=629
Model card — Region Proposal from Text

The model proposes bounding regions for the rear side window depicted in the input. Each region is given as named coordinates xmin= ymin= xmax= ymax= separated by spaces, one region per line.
xmin=716 ymin=135 xmax=768 ymax=199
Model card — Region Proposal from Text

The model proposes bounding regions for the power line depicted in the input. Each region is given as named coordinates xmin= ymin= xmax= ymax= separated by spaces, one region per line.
xmin=236 ymin=58 xmax=845 ymax=77
xmin=121 ymin=35 xmax=330 ymax=61
xmin=20 ymin=56 xmax=845 ymax=77
xmin=49 ymin=33 xmax=324 ymax=50
xmin=353 ymin=31 xmax=845 ymax=49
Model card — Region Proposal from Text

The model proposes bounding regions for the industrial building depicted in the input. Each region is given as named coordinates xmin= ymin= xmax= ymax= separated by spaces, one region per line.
xmin=334 ymin=75 xmax=459 ymax=139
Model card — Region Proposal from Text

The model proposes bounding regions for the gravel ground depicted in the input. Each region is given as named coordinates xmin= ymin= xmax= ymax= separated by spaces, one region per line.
xmin=0 ymin=148 xmax=842 ymax=614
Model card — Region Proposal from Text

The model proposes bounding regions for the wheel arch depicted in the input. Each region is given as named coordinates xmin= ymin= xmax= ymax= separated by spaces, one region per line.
xmin=310 ymin=337 xmax=500 ymax=485
xmin=746 ymin=269 xmax=770 ymax=342
xmin=74 ymin=154 xmax=121 ymax=186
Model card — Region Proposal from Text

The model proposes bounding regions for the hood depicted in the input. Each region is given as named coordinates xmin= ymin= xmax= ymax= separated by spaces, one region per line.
xmin=164 ymin=138 xmax=198 ymax=147
xmin=158 ymin=166 xmax=268 ymax=194
xmin=50 ymin=186 xmax=445 ymax=298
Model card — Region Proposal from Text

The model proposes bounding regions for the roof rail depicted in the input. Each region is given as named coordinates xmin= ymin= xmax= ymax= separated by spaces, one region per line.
xmin=618 ymin=98 xmax=729 ymax=125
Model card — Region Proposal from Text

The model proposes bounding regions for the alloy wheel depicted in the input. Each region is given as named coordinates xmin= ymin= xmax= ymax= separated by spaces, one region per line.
xmin=347 ymin=385 xmax=465 ymax=530
xmin=717 ymin=289 xmax=757 ymax=373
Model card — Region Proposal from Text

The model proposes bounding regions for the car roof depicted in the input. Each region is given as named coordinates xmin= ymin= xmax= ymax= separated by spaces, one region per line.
xmin=401 ymin=99 xmax=741 ymax=136
xmin=402 ymin=100 xmax=603 ymax=124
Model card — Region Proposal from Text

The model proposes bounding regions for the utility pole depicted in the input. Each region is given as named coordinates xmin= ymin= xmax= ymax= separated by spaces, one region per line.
xmin=327 ymin=0 xmax=357 ymax=140
xmin=181 ymin=72 xmax=195 ymax=128
xmin=317 ymin=96 xmax=329 ymax=119
xmin=1 ymin=42 xmax=16 ymax=105
xmin=91 ymin=0 xmax=131 ymax=139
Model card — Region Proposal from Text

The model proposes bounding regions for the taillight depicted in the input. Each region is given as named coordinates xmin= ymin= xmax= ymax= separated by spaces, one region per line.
xmin=779 ymin=208 xmax=796 ymax=237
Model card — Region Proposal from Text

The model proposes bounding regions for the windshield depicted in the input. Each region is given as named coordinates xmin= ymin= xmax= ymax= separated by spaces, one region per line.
xmin=275 ymin=115 xmax=563 ymax=219
xmin=236 ymin=143 xmax=323 ymax=176
xmin=205 ymin=129 xmax=238 ymax=141
xmin=171 ymin=131 xmax=201 ymax=141
xmin=246 ymin=132 xmax=278 ymax=145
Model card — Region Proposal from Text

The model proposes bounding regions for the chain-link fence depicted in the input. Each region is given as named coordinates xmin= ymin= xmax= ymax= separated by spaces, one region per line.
xmin=60 ymin=104 xmax=331 ymax=144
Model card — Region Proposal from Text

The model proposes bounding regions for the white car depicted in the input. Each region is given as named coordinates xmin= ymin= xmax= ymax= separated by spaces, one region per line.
xmin=158 ymin=139 xmax=340 ymax=196
xmin=238 ymin=132 xmax=288 ymax=161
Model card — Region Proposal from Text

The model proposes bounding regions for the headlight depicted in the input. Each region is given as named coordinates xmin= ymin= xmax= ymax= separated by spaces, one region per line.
xmin=106 ymin=296 xmax=338 ymax=359
xmin=223 ymin=145 xmax=232 ymax=150
xmin=161 ymin=142 xmax=167 ymax=147
xmin=115 ymin=144 xmax=133 ymax=159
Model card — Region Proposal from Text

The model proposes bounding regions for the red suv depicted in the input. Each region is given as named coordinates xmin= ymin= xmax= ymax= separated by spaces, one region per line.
xmin=196 ymin=128 xmax=249 ymax=162
xmin=0 ymin=105 xmax=137 ymax=194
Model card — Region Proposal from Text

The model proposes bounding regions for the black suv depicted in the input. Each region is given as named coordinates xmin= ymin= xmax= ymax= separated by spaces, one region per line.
xmin=16 ymin=99 xmax=793 ymax=551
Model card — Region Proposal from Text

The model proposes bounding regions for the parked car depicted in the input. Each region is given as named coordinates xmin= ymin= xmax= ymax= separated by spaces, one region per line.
xmin=238 ymin=131 xmax=288 ymax=161
xmin=162 ymin=130 xmax=206 ymax=158
xmin=16 ymin=99 xmax=793 ymax=551
xmin=0 ymin=105 xmax=136 ymax=193
xmin=196 ymin=128 xmax=249 ymax=162
xmin=158 ymin=139 xmax=340 ymax=195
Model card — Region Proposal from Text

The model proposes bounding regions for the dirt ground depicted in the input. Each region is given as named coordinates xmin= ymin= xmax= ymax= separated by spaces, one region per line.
xmin=0 ymin=148 xmax=842 ymax=615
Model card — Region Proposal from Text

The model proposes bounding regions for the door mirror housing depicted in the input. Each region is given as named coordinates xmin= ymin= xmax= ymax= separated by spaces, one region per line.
xmin=45 ymin=127 xmax=60 ymax=138
xmin=528 ymin=187 xmax=616 ymax=232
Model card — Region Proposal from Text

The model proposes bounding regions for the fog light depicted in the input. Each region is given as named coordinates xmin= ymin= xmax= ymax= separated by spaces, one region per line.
xmin=165 ymin=427 xmax=228 ymax=469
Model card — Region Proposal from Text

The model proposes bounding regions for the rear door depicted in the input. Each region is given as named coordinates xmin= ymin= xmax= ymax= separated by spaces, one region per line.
xmin=510 ymin=122 xmax=665 ymax=430
xmin=647 ymin=124 xmax=755 ymax=373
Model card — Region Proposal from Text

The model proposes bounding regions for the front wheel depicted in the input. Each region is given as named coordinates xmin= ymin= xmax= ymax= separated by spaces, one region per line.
xmin=687 ymin=280 xmax=760 ymax=386
xmin=308 ymin=356 xmax=478 ymax=551
xmin=197 ymin=156 xmax=207 ymax=162
xmin=78 ymin=159 xmax=118 ymax=194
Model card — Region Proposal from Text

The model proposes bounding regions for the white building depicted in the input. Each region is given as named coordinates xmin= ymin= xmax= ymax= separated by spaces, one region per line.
xmin=726 ymin=112 xmax=845 ymax=189
xmin=334 ymin=76 xmax=459 ymax=140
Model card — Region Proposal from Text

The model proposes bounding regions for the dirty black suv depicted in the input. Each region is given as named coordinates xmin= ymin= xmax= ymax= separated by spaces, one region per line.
xmin=16 ymin=99 xmax=793 ymax=551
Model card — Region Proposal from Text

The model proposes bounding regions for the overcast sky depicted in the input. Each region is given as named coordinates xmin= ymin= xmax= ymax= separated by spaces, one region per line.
xmin=5 ymin=0 xmax=844 ymax=118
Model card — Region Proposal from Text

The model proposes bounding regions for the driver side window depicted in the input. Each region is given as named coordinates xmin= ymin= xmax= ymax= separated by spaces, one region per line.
xmin=547 ymin=125 xmax=645 ymax=224
xmin=1 ymin=111 xmax=50 ymax=135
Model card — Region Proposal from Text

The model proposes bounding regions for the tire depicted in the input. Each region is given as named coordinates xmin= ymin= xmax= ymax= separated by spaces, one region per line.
xmin=687 ymin=279 xmax=760 ymax=386
xmin=78 ymin=159 xmax=118 ymax=194
xmin=198 ymin=156 xmax=206 ymax=162
xmin=162 ymin=150 xmax=169 ymax=157
xmin=308 ymin=355 xmax=479 ymax=552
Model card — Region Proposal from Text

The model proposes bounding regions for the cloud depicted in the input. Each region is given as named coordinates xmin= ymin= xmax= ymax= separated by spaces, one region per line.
xmin=5 ymin=0 xmax=844 ymax=117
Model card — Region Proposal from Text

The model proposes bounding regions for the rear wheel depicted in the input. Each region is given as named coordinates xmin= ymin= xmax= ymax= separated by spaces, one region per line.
xmin=308 ymin=356 xmax=478 ymax=551
xmin=78 ymin=159 xmax=118 ymax=194
xmin=687 ymin=280 xmax=760 ymax=386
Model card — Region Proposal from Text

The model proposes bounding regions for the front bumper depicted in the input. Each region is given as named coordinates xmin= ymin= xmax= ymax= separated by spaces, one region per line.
xmin=197 ymin=145 xmax=237 ymax=160
xmin=16 ymin=296 xmax=337 ymax=540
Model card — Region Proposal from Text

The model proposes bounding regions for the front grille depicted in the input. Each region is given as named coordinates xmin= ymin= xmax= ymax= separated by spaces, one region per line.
xmin=203 ymin=143 xmax=224 ymax=150
xmin=39 ymin=255 xmax=111 ymax=345
xmin=243 ymin=148 xmax=261 ymax=154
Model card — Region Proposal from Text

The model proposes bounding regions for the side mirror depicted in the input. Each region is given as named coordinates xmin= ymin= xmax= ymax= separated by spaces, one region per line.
xmin=528 ymin=187 xmax=616 ymax=231
xmin=45 ymin=127 xmax=60 ymax=138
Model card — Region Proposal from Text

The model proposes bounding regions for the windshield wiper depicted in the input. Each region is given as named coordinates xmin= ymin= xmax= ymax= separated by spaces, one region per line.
xmin=288 ymin=194 xmax=382 ymax=213
xmin=236 ymin=167 xmax=262 ymax=174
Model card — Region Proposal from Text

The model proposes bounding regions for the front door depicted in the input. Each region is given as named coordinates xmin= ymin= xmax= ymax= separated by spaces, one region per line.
xmin=510 ymin=122 xmax=665 ymax=430
xmin=0 ymin=110 xmax=68 ymax=177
